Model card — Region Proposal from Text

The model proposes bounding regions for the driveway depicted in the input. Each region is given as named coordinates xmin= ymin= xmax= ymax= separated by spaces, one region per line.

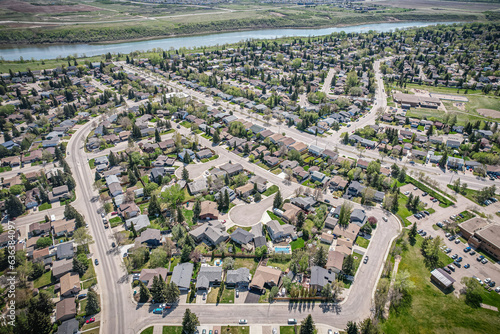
xmin=244 ymin=290 xmax=261 ymax=303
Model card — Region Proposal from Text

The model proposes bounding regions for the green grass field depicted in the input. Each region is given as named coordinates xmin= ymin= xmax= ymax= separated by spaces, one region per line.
xmin=222 ymin=326 xmax=249 ymax=334
xmin=163 ymin=327 xmax=182 ymax=334
xmin=290 ymin=238 xmax=305 ymax=250
xmin=355 ymin=236 xmax=370 ymax=249
xmin=141 ymin=327 xmax=154 ymax=334
xmin=33 ymin=271 xmax=53 ymax=289
xmin=263 ymin=185 xmax=279 ymax=197
xmin=382 ymin=234 xmax=500 ymax=334
xmin=38 ymin=202 xmax=52 ymax=211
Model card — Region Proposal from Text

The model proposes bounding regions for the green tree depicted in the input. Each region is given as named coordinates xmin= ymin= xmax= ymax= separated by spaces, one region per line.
xmin=73 ymin=253 xmax=89 ymax=276
xmin=139 ymin=281 xmax=151 ymax=303
xmin=212 ymin=130 xmax=220 ymax=144
xmin=300 ymin=315 xmax=315 ymax=334
xmin=397 ymin=168 xmax=407 ymax=183
xmin=409 ymin=223 xmax=418 ymax=245
xmin=36 ymin=237 xmax=52 ymax=249
xmin=150 ymin=248 xmax=169 ymax=268
xmin=6 ymin=195 xmax=24 ymax=217
xmin=180 ymin=246 xmax=191 ymax=263
xmin=255 ymin=245 xmax=268 ymax=258
xmin=17 ymin=291 xmax=54 ymax=334
xmin=151 ymin=275 xmax=168 ymax=303
xmin=182 ymin=167 xmax=189 ymax=181
xmin=85 ymin=290 xmax=100 ymax=315
xmin=346 ymin=321 xmax=358 ymax=334
xmin=296 ymin=211 xmax=305 ymax=230
xmin=192 ymin=200 xmax=201 ymax=222
xmin=359 ymin=317 xmax=380 ymax=334
xmin=314 ymin=246 xmax=327 ymax=267
xmin=182 ymin=309 xmax=200 ymax=334
xmin=338 ymin=202 xmax=353 ymax=226
xmin=108 ymin=151 xmax=117 ymax=166
xmin=342 ymin=254 xmax=355 ymax=276
xmin=254 ymin=192 xmax=261 ymax=202
xmin=177 ymin=207 xmax=184 ymax=223
xmin=166 ymin=282 xmax=181 ymax=304
xmin=461 ymin=277 xmax=483 ymax=308
xmin=273 ymin=189 xmax=283 ymax=209
xmin=148 ymin=194 xmax=162 ymax=217
xmin=155 ymin=128 xmax=161 ymax=143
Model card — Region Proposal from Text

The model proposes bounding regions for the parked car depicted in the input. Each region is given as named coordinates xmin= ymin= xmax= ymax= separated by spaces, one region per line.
xmin=457 ymin=257 xmax=463 ymax=262
xmin=86 ymin=318 xmax=95 ymax=324
xmin=288 ymin=319 xmax=297 ymax=324
xmin=382 ymin=217 xmax=388 ymax=222
xmin=363 ymin=256 xmax=369 ymax=264
xmin=495 ymin=287 xmax=500 ymax=293
xmin=451 ymin=254 xmax=458 ymax=259
xmin=482 ymin=258 xmax=488 ymax=264
xmin=470 ymin=251 xmax=476 ymax=256
xmin=455 ymin=239 xmax=460 ymax=244
xmin=203 ymin=292 xmax=207 ymax=300
xmin=448 ymin=264 xmax=455 ymax=271
xmin=477 ymin=255 xmax=484 ymax=261
xmin=236 ymin=290 xmax=239 ymax=298
xmin=443 ymin=267 xmax=451 ymax=274
xmin=239 ymin=320 xmax=248 ymax=325
xmin=454 ymin=261 xmax=461 ymax=268
xmin=111 ymin=242 xmax=116 ymax=248
xmin=464 ymin=264 xmax=470 ymax=269
xmin=464 ymin=247 xmax=471 ymax=252
xmin=95 ymin=259 xmax=99 ymax=265
xmin=153 ymin=308 xmax=163 ymax=314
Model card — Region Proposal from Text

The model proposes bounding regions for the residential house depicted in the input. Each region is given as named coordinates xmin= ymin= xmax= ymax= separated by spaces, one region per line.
xmin=171 ymin=262 xmax=194 ymax=291
xmin=125 ymin=215 xmax=150 ymax=231
xmin=135 ymin=228 xmax=162 ymax=248
xmin=230 ymin=228 xmax=254 ymax=246
xmin=56 ymin=298 xmax=76 ymax=323
xmin=60 ymin=272 xmax=80 ymax=297
xmin=189 ymin=221 xmax=229 ymax=246
xmin=53 ymin=259 xmax=74 ymax=279
xmin=219 ymin=162 xmax=244 ymax=176
xmin=350 ymin=209 xmax=367 ymax=227
xmin=290 ymin=197 xmax=316 ymax=211
xmin=56 ymin=242 xmax=74 ymax=260
xmin=139 ymin=268 xmax=169 ymax=288
xmin=266 ymin=220 xmax=297 ymax=241
xmin=52 ymin=219 xmax=76 ymax=238
xmin=199 ymin=201 xmax=219 ymax=220
xmin=235 ymin=183 xmax=254 ymax=198
xmin=310 ymin=266 xmax=336 ymax=292
xmin=196 ymin=266 xmax=223 ymax=290
xmin=188 ymin=179 xmax=208 ymax=195
xmin=250 ymin=266 xmax=282 ymax=292
xmin=49 ymin=185 xmax=71 ymax=203
xmin=196 ymin=149 xmax=213 ymax=160
xmin=326 ymin=251 xmax=345 ymax=274
xmin=118 ymin=202 xmax=140 ymax=219
xmin=226 ymin=268 xmax=250 ymax=288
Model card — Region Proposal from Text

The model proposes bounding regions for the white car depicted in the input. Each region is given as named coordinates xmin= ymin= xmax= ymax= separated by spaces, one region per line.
xmin=239 ymin=320 xmax=247 ymax=325
xmin=382 ymin=217 xmax=388 ymax=222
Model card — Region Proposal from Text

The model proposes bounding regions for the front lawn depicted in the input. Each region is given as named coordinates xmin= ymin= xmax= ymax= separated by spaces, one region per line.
xmin=207 ymin=287 xmax=219 ymax=303
xmin=109 ymin=216 xmax=122 ymax=228
xmin=382 ymin=234 xmax=499 ymax=334
xmin=280 ymin=326 xmax=299 ymax=334
xmin=180 ymin=121 xmax=191 ymax=128
xmin=88 ymin=158 xmax=95 ymax=169
xmin=267 ymin=211 xmax=285 ymax=225
xmin=263 ymin=185 xmax=279 ymax=197
xmin=38 ymin=203 xmax=52 ymax=211
xmin=221 ymin=288 xmax=234 ymax=303
xmin=355 ymin=236 xmax=370 ymax=249
xmin=290 ymin=238 xmax=305 ymax=250
xmin=141 ymin=326 xmax=154 ymax=334
xmin=163 ymin=327 xmax=183 ymax=334
xmin=221 ymin=326 xmax=249 ymax=334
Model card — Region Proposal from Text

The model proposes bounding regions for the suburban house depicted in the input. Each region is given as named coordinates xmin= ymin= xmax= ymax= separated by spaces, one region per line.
xmin=52 ymin=219 xmax=76 ymax=238
xmin=196 ymin=266 xmax=223 ymax=290
xmin=118 ymin=202 xmax=140 ymax=219
xmin=139 ymin=268 xmax=169 ymax=288
xmin=56 ymin=298 xmax=76 ymax=323
xmin=266 ymin=220 xmax=297 ymax=241
xmin=49 ymin=185 xmax=71 ymax=203
xmin=250 ymin=266 xmax=282 ymax=292
xmin=310 ymin=266 xmax=336 ymax=292
xmin=290 ymin=197 xmax=316 ymax=211
xmin=125 ymin=215 xmax=151 ymax=231
xmin=60 ymin=272 xmax=81 ymax=297
xmin=188 ymin=179 xmax=208 ymax=195
xmin=226 ymin=268 xmax=250 ymax=288
xmin=230 ymin=228 xmax=254 ymax=246
xmin=171 ymin=262 xmax=194 ymax=291
xmin=350 ymin=209 xmax=367 ymax=227
xmin=135 ymin=228 xmax=162 ymax=248
xmin=199 ymin=201 xmax=219 ymax=220
xmin=56 ymin=242 xmax=74 ymax=260
xmin=53 ymin=259 xmax=73 ymax=279
xmin=235 ymin=183 xmax=254 ymax=198
xmin=215 ymin=187 xmax=235 ymax=201
xmin=219 ymin=162 xmax=244 ymax=176
xmin=326 ymin=250 xmax=345 ymax=273
xmin=189 ymin=221 xmax=229 ymax=246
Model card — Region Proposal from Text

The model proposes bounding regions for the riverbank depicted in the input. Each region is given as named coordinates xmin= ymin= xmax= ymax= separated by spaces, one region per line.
xmin=0 ymin=9 xmax=483 ymax=46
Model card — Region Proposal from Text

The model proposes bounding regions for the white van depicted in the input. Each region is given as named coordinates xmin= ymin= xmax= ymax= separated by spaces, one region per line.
xmin=50 ymin=215 xmax=56 ymax=222
xmin=288 ymin=319 xmax=297 ymax=324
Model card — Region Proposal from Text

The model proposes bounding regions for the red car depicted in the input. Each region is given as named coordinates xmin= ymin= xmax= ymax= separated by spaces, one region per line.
xmin=111 ymin=211 xmax=117 ymax=215
xmin=86 ymin=318 xmax=95 ymax=324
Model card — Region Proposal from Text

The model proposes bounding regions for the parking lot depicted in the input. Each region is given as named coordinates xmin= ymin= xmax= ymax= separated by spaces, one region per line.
xmin=400 ymin=184 xmax=433 ymax=209
xmin=414 ymin=211 xmax=500 ymax=292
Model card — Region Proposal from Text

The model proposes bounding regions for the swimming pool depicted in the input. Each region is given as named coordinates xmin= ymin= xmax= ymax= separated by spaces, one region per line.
xmin=274 ymin=246 xmax=292 ymax=254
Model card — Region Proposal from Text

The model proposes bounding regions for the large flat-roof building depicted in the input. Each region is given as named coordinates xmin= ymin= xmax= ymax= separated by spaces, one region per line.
xmin=459 ymin=218 xmax=500 ymax=260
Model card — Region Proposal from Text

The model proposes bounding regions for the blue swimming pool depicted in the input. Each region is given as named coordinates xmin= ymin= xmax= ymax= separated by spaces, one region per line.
xmin=274 ymin=246 xmax=292 ymax=254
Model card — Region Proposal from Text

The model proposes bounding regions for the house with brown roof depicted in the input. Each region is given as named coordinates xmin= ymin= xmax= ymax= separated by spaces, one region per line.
xmin=289 ymin=141 xmax=308 ymax=153
xmin=52 ymin=219 xmax=76 ymax=237
xmin=199 ymin=201 xmax=219 ymax=220
xmin=53 ymin=258 xmax=74 ymax=279
xmin=335 ymin=238 xmax=353 ymax=257
xmin=118 ymin=202 xmax=140 ymax=219
xmin=32 ymin=247 xmax=51 ymax=261
xmin=139 ymin=268 xmax=169 ymax=288
xmin=60 ymin=272 xmax=81 ymax=297
xmin=235 ymin=183 xmax=254 ymax=198
xmin=281 ymin=202 xmax=302 ymax=222
xmin=250 ymin=266 xmax=282 ymax=292
xmin=56 ymin=298 xmax=76 ymax=323
xmin=326 ymin=250 xmax=345 ymax=273
xmin=320 ymin=232 xmax=334 ymax=245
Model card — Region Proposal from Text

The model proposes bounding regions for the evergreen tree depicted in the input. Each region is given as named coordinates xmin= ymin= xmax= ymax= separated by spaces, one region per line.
xmin=85 ymin=290 xmax=100 ymax=315
xmin=180 ymin=246 xmax=191 ymax=263
xmin=182 ymin=167 xmax=189 ymax=181
xmin=314 ymin=246 xmax=327 ymax=267
xmin=177 ymin=207 xmax=184 ymax=223
xmin=213 ymin=130 xmax=220 ymax=144
xmin=155 ymin=129 xmax=161 ymax=143
xmin=151 ymin=275 xmax=168 ymax=303
xmin=297 ymin=211 xmax=305 ymax=230
xmin=223 ymin=189 xmax=230 ymax=211
xmin=346 ymin=321 xmax=358 ymax=334
xmin=300 ymin=315 xmax=315 ymax=334
xmin=139 ymin=281 xmax=151 ymax=303
xmin=132 ymin=124 xmax=142 ymax=139
xmin=128 ymin=169 xmax=137 ymax=186
xmin=409 ymin=223 xmax=418 ymax=245
xmin=95 ymin=171 xmax=101 ymax=181
xmin=6 ymin=195 xmax=24 ymax=217
xmin=166 ymin=282 xmax=181 ymax=304
xmin=148 ymin=194 xmax=162 ymax=217
xmin=192 ymin=200 xmax=201 ymax=222
xmin=182 ymin=309 xmax=200 ymax=334
xmin=130 ymin=222 xmax=137 ymax=238
xmin=109 ymin=151 xmax=117 ymax=166
xmin=273 ymin=190 xmax=283 ymax=209
xmin=342 ymin=254 xmax=355 ymax=276
xmin=72 ymin=253 xmax=89 ymax=277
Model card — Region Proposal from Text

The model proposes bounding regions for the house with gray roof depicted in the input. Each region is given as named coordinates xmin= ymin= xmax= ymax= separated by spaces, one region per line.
xmin=188 ymin=179 xmax=208 ymax=195
xmin=125 ymin=215 xmax=150 ymax=231
xmin=196 ymin=266 xmax=223 ymax=290
xmin=230 ymin=228 xmax=254 ymax=246
xmin=56 ymin=242 xmax=74 ymax=260
xmin=308 ymin=145 xmax=324 ymax=156
xmin=219 ymin=162 xmax=244 ymax=176
xmin=310 ymin=171 xmax=330 ymax=185
xmin=347 ymin=181 xmax=366 ymax=197
xmin=189 ymin=221 xmax=228 ymax=247
xmin=290 ymin=197 xmax=316 ymax=211
xmin=266 ymin=220 xmax=297 ymax=241
xmin=310 ymin=266 xmax=336 ymax=292
xmin=350 ymin=209 xmax=367 ymax=227
xmin=226 ymin=267 xmax=250 ymax=288
xmin=171 ymin=262 xmax=194 ymax=291
xmin=135 ymin=228 xmax=162 ymax=248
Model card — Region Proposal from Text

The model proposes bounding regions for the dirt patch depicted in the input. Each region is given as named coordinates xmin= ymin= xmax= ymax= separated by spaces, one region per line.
xmin=453 ymin=102 xmax=466 ymax=111
xmin=0 ymin=1 xmax=100 ymax=14
xmin=270 ymin=12 xmax=286 ymax=17
xmin=477 ymin=108 xmax=500 ymax=118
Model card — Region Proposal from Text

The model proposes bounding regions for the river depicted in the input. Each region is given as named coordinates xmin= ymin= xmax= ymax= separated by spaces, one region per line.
xmin=0 ymin=21 xmax=457 ymax=61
